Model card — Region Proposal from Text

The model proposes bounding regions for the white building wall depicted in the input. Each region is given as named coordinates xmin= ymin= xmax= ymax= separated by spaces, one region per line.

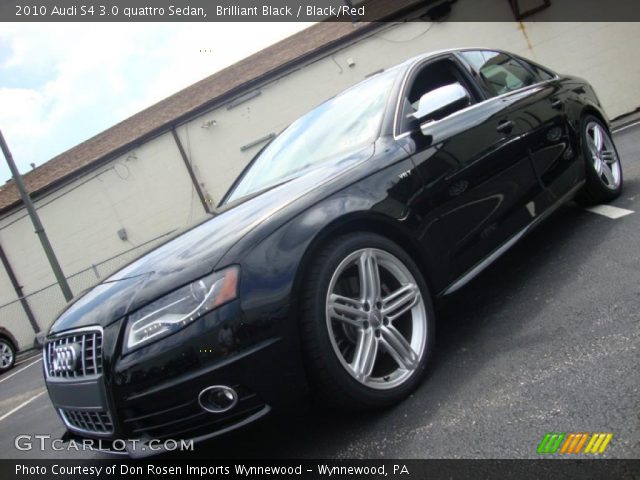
xmin=0 ymin=262 xmax=35 ymax=350
xmin=2 ymin=16 xmax=640 ymax=349
xmin=0 ymin=133 xmax=202 ymax=346
xmin=180 ymin=21 xmax=640 ymax=205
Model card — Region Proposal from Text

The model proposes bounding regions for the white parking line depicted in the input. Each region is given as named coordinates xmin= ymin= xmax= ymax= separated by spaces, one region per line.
xmin=0 ymin=356 xmax=42 ymax=385
xmin=15 ymin=353 xmax=41 ymax=367
xmin=0 ymin=390 xmax=46 ymax=423
xmin=613 ymin=120 xmax=640 ymax=133
xmin=585 ymin=205 xmax=635 ymax=219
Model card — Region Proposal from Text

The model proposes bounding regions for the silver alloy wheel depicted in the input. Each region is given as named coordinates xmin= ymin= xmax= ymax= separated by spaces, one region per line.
xmin=0 ymin=340 xmax=13 ymax=369
xmin=325 ymin=248 xmax=427 ymax=390
xmin=586 ymin=121 xmax=621 ymax=190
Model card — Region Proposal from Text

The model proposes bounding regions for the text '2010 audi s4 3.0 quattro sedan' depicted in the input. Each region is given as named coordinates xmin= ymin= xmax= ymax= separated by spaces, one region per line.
xmin=43 ymin=48 xmax=623 ymax=454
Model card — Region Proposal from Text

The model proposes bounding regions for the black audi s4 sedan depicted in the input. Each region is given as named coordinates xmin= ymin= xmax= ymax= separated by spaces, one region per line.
xmin=43 ymin=48 xmax=623 ymax=454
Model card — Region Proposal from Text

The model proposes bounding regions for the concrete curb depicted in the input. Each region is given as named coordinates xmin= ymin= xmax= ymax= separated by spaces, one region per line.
xmin=612 ymin=110 xmax=640 ymax=132
xmin=16 ymin=347 xmax=41 ymax=363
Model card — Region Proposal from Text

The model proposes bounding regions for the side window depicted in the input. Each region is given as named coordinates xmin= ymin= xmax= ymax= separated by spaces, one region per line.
xmin=521 ymin=59 xmax=556 ymax=81
xmin=399 ymin=58 xmax=477 ymax=133
xmin=460 ymin=50 xmax=536 ymax=97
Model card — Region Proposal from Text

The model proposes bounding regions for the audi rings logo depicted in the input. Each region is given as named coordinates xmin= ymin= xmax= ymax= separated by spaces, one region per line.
xmin=52 ymin=344 xmax=80 ymax=373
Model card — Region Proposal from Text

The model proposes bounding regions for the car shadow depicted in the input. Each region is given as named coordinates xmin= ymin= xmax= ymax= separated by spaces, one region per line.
xmin=166 ymin=203 xmax=611 ymax=459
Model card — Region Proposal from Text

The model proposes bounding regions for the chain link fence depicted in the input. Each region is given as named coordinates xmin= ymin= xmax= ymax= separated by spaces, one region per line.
xmin=0 ymin=231 xmax=175 ymax=351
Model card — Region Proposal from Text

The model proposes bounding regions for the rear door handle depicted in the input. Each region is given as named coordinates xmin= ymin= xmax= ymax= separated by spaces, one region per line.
xmin=551 ymin=98 xmax=564 ymax=109
xmin=496 ymin=120 xmax=514 ymax=134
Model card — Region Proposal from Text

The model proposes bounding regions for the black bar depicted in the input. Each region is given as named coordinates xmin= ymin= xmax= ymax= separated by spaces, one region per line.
xmin=2 ymin=459 xmax=639 ymax=480
xmin=510 ymin=0 xmax=552 ymax=20
xmin=2 ymin=0 xmax=640 ymax=22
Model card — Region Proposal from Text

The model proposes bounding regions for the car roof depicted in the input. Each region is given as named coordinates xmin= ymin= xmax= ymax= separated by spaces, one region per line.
xmin=401 ymin=47 xmax=516 ymax=66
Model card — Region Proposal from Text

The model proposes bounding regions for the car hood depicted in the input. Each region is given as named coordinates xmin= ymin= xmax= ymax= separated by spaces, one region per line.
xmin=49 ymin=144 xmax=374 ymax=334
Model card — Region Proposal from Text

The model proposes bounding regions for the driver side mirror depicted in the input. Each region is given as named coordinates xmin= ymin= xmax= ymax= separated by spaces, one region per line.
xmin=412 ymin=83 xmax=471 ymax=133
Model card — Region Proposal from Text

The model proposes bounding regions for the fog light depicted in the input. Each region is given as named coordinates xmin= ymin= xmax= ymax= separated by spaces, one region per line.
xmin=198 ymin=385 xmax=238 ymax=413
xmin=563 ymin=146 xmax=574 ymax=160
xmin=546 ymin=126 xmax=562 ymax=142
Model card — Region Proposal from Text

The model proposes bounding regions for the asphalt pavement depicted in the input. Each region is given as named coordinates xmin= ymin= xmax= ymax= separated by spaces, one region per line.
xmin=1 ymin=124 xmax=639 ymax=460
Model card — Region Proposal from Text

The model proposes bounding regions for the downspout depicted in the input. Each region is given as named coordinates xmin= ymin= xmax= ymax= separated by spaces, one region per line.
xmin=0 ymin=243 xmax=40 ymax=334
xmin=171 ymin=128 xmax=212 ymax=214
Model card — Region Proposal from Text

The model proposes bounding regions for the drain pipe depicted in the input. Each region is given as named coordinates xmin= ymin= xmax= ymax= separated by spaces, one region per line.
xmin=0 ymin=130 xmax=73 ymax=303
xmin=171 ymin=128 xmax=212 ymax=214
xmin=0 ymin=243 xmax=40 ymax=333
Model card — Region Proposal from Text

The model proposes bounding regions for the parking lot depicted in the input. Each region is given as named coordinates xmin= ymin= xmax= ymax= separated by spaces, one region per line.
xmin=1 ymin=125 xmax=639 ymax=460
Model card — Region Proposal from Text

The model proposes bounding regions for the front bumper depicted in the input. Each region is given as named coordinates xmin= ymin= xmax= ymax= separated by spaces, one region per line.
xmin=44 ymin=299 xmax=307 ymax=453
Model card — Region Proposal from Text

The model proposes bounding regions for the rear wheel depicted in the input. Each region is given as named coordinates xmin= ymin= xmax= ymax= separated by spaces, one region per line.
xmin=300 ymin=233 xmax=434 ymax=408
xmin=576 ymin=116 xmax=623 ymax=205
xmin=0 ymin=338 xmax=15 ymax=373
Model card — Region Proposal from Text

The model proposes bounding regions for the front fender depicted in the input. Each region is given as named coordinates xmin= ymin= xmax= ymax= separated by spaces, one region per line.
xmin=220 ymin=149 xmax=422 ymax=314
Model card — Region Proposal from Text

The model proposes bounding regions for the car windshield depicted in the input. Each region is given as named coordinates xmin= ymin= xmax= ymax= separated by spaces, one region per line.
xmin=224 ymin=70 xmax=397 ymax=203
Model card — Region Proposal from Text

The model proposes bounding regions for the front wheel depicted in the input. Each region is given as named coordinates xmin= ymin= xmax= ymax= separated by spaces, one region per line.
xmin=576 ymin=116 xmax=623 ymax=205
xmin=300 ymin=233 xmax=435 ymax=409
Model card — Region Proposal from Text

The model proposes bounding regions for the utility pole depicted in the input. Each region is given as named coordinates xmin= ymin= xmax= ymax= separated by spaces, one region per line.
xmin=0 ymin=130 xmax=73 ymax=302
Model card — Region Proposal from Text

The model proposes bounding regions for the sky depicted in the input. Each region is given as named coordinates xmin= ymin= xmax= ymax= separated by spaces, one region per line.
xmin=0 ymin=22 xmax=312 ymax=183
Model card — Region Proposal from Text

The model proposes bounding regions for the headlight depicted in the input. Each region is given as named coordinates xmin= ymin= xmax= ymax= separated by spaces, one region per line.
xmin=123 ymin=266 xmax=239 ymax=353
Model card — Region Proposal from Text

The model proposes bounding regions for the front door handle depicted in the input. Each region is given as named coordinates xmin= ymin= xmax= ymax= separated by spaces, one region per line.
xmin=551 ymin=98 xmax=564 ymax=109
xmin=496 ymin=120 xmax=514 ymax=134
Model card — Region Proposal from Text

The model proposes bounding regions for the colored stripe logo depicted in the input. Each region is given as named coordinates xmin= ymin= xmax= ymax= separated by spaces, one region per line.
xmin=537 ymin=433 xmax=612 ymax=455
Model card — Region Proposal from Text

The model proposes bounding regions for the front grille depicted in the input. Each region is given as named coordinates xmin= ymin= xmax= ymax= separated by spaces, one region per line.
xmin=45 ymin=329 xmax=103 ymax=378
xmin=60 ymin=409 xmax=113 ymax=435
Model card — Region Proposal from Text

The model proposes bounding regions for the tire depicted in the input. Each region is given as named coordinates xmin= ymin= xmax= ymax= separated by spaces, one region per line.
xmin=575 ymin=115 xmax=623 ymax=206
xmin=300 ymin=232 xmax=435 ymax=409
xmin=0 ymin=337 xmax=16 ymax=373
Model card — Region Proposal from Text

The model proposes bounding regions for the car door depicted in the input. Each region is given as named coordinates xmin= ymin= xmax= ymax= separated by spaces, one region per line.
xmin=393 ymin=53 xmax=542 ymax=293
xmin=459 ymin=50 xmax=580 ymax=208
xmin=508 ymin=55 xmax=583 ymax=202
